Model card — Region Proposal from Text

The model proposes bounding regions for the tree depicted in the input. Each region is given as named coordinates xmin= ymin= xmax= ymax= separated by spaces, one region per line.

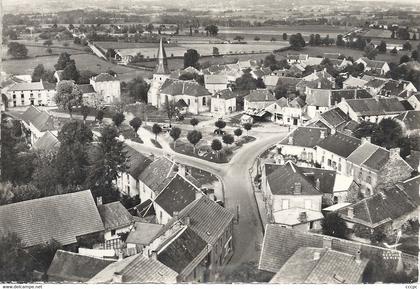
xmin=7 ymin=42 xmax=28 ymax=59
xmin=54 ymin=52 xmax=72 ymax=70
xmin=96 ymin=109 xmax=104 ymax=123
xmin=129 ymin=117 xmax=142 ymax=133
xmin=234 ymin=128 xmax=243 ymax=138
xmin=105 ymin=48 xmax=116 ymax=60
xmin=400 ymin=54 xmax=410 ymax=64
xmin=289 ymin=33 xmax=305 ymax=50
xmin=282 ymin=33 xmax=287 ymax=41
xmin=364 ymin=44 xmax=378 ymax=60
xmin=145 ymin=23 xmax=154 ymax=34
xmin=164 ymin=99 xmax=177 ymax=126
xmin=215 ymin=119 xmax=227 ymax=133
xmin=184 ymin=49 xmax=200 ymax=69
xmin=205 ymin=25 xmax=218 ymax=36
xmin=190 ymin=118 xmax=199 ymax=127
xmin=87 ymin=125 xmax=127 ymax=200
xmin=377 ymin=41 xmax=387 ymax=53
xmin=32 ymin=64 xmax=46 ymax=82
xmin=222 ymin=134 xmax=234 ymax=147
xmin=256 ymin=78 xmax=266 ymax=89
xmin=0 ymin=234 xmax=34 ymax=282
xmin=187 ymin=130 xmax=202 ymax=154
xmin=412 ymin=50 xmax=419 ymax=61
xmin=169 ymin=127 xmax=181 ymax=148
xmin=243 ymin=122 xmax=252 ymax=136
xmin=211 ymin=139 xmax=223 ymax=159
xmin=152 ymin=123 xmax=162 ymax=141
xmin=213 ymin=47 xmax=219 ymax=56
xmin=125 ymin=77 xmax=150 ymax=103
xmin=235 ymin=70 xmax=257 ymax=91
xmin=43 ymin=39 xmax=53 ymax=46
xmin=321 ymin=212 xmax=347 ymax=239
xmin=54 ymin=81 xmax=83 ymax=118
xmin=336 ymin=34 xmax=345 ymax=47
xmin=402 ymin=41 xmax=412 ymax=51
xmin=112 ymin=112 xmax=125 ymax=127
xmin=254 ymin=36 xmax=260 ymax=41
xmin=80 ymin=105 xmax=90 ymax=124
xmin=78 ymin=70 xmax=96 ymax=84
xmin=61 ymin=61 xmax=80 ymax=82
xmin=234 ymin=35 xmax=244 ymax=42
xmin=390 ymin=47 xmax=398 ymax=55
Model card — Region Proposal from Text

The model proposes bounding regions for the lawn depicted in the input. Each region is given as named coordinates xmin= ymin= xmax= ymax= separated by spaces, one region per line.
xmin=188 ymin=166 xmax=219 ymax=185
xmin=172 ymin=139 xmax=230 ymax=163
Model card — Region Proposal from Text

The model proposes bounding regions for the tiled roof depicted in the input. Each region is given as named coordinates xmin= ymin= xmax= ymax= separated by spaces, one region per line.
xmin=343 ymin=76 xmax=368 ymax=88
xmin=0 ymin=190 xmax=104 ymax=247
xmin=79 ymin=84 xmax=96 ymax=94
xmin=98 ymin=201 xmax=133 ymax=231
xmin=8 ymin=81 xmax=44 ymax=91
xmin=299 ymin=167 xmax=337 ymax=194
xmin=124 ymin=145 xmax=152 ymax=178
xmin=245 ymin=89 xmax=276 ymax=102
xmin=33 ymin=131 xmax=60 ymax=151
xmin=400 ymin=175 xmax=420 ymax=206
xmin=138 ymin=157 xmax=176 ymax=193
xmin=43 ymin=82 xmax=56 ymax=90
xmin=126 ymin=222 xmax=163 ymax=245
xmin=160 ymin=79 xmax=210 ymax=97
xmin=360 ymin=57 xmax=387 ymax=69
xmin=204 ymin=74 xmax=228 ymax=84
xmin=345 ymin=98 xmax=407 ymax=116
xmin=298 ymin=77 xmax=334 ymax=90
xmin=213 ymin=89 xmax=238 ymax=100
xmin=380 ymin=80 xmax=410 ymax=97
xmin=47 ymin=250 xmax=114 ymax=282
xmin=338 ymin=186 xmax=418 ymax=227
xmin=270 ymin=247 xmax=368 ymax=284
xmin=265 ymin=162 xmax=322 ymax=196
xmin=262 ymin=75 xmax=280 ymax=87
xmin=330 ymin=89 xmax=372 ymax=105
xmin=21 ymin=106 xmax=56 ymax=132
xmin=154 ymin=174 xmax=202 ymax=217
xmin=306 ymin=89 xmax=330 ymax=107
xmin=89 ymin=254 xmax=178 ymax=283
xmin=347 ymin=142 xmax=380 ymax=166
xmin=279 ymin=126 xmax=327 ymax=148
xmin=405 ymin=151 xmax=420 ymax=172
xmin=364 ymin=78 xmax=388 ymax=89
xmin=276 ymin=77 xmax=302 ymax=91
xmin=395 ymin=111 xmax=420 ymax=131
xmin=93 ymin=73 xmax=118 ymax=82
xmin=361 ymin=147 xmax=389 ymax=171
xmin=320 ymin=107 xmax=350 ymax=128
xmin=317 ymin=132 xmax=361 ymax=158
xmin=173 ymin=196 xmax=234 ymax=246
xmin=157 ymin=227 xmax=208 ymax=275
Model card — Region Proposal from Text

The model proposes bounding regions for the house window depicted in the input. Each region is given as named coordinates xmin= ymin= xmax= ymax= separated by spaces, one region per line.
xmin=316 ymin=106 xmax=320 ymax=110
xmin=338 ymin=163 xmax=342 ymax=172
xmin=282 ymin=199 xmax=289 ymax=210
xmin=187 ymin=99 xmax=191 ymax=106
xmin=13 ymin=94 xmax=16 ymax=99
xmin=304 ymin=200 xmax=311 ymax=209
xmin=202 ymin=97 xmax=206 ymax=106
xmin=127 ymin=186 xmax=130 ymax=194
xmin=309 ymin=221 xmax=314 ymax=229
xmin=111 ymin=229 xmax=116 ymax=236
xmin=327 ymin=159 xmax=332 ymax=166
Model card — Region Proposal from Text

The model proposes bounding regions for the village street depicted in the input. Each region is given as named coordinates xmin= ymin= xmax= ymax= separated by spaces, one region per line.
xmin=128 ymin=127 xmax=290 ymax=267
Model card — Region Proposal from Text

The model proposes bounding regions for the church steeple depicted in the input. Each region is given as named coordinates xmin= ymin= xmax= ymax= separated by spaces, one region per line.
xmin=155 ymin=38 xmax=170 ymax=74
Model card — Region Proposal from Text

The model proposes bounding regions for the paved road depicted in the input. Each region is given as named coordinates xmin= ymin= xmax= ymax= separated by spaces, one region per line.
xmin=128 ymin=128 xmax=289 ymax=267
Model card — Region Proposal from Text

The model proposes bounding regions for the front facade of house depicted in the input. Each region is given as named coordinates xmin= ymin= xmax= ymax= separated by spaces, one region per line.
xmin=7 ymin=81 xmax=56 ymax=107
xmin=159 ymin=92 xmax=211 ymax=115
xmin=211 ymin=93 xmax=236 ymax=117
xmin=90 ymin=73 xmax=121 ymax=104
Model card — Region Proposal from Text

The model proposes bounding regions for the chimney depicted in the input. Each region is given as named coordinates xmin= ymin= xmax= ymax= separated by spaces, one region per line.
xmin=173 ymin=211 xmax=179 ymax=219
xmin=177 ymin=164 xmax=186 ymax=177
xmin=112 ymin=272 xmax=124 ymax=283
xmin=341 ymin=97 xmax=345 ymax=103
xmin=331 ymin=128 xmax=336 ymax=135
xmin=299 ymin=211 xmax=307 ymax=223
xmin=389 ymin=148 xmax=400 ymax=159
xmin=151 ymin=251 xmax=157 ymax=260
xmin=314 ymin=251 xmax=321 ymax=260
xmin=355 ymin=249 xmax=361 ymax=264
xmin=315 ymin=178 xmax=320 ymax=190
xmin=294 ymin=182 xmax=302 ymax=195
xmin=195 ymin=191 xmax=202 ymax=200
xmin=347 ymin=206 xmax=354 ymax=219
xmin=118 ymin=250 xmax=124 ymax=260
xmin=96 ymin=196 xmax=103 ymax=206
xmin=183 ymin=216 xmax=191 ymax=226
xmin=322 ymin=236 xmax=332 ymax=249
xmin=288 ymin=136 xmax=293 ymax=145
xmin=320 ymin=130 xmax=325 ymax=139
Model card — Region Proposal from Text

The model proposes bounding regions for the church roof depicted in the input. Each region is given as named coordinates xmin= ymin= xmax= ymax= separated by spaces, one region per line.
xmin=155 ymin=38 xmax=170 ymax=75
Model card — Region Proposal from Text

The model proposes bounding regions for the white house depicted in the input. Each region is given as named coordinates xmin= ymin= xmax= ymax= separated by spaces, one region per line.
xmin=355 ymin=57 xmax=390 ymax=75
xmin=211 ymin=89 xmax=237 ymax=117
xmin=6 ymin=80 xmax=56 ymax=107
xmin=90 ymin=73 xmax=121 ymax=104
xmin=265 ymin=97 xmax=306 ymax=126
xmin=204 ymin=74 xmax=229 ymax=94
xmin=244 ymin=89 xmax=276 ymax=111
xmin=20 ymin=106 xmax=57 ymax=145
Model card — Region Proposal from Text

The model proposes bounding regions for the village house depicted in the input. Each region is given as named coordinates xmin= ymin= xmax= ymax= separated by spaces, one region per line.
xmin=312 ymin=107 xmax=356 ymax=135
xmin=6 ymin=80 xmax=56 ymax=107
xmin=395 ymin=110 xmax=420 ymax=137
xmin=204 ymin=74 xmax=229 ymax=94
xmin=378 ymin=79 xmax=417 ymax=98
xmin=201 ymin=63 xmax=243 ymax=82
xmin=126 ymin=222 xmax=164 ymax=255
xmin=286 ymin=64 xmax=305 ymax=77
xmin=0 ymin=190 xmax=105 ymax=249
xmin=258 ymin=225 xmax=416 ymax=283
xmin=407 ymin=94 xmax=420 ymax=111
xmin=244 ymin=89 xmax=276 ymax=111
xmin=78 ymin=83 xmax=99 ymax=107
xmin=97 ymin=200 xmax=134 ymax=249
xmin=265 ymin=97 xmax=307 ymax=126
xmin=328 ymin=58 xmax=353 ymax=71
xmin=90 ymin=73 xmax=121 ymax=104
xmin=21 ymin=106 xmax=58 ymax=145
xmin=32 ymin=130 xmax=60 ymax=152
xmin=277 ymin=126 xmax=327 ymax=163
xmin=276 ymin=76 xmax=302 ymax=93
xmin=362 ymin=77 xmax=389 ymax=96
xmin=355 ymin=57 xmax=390 ymax=75
xmin=342 ymin=76 xmax=369 ymax=89
xmin=210 ymin=88 xmax=237 ymax=117
xmin=337 ymin=97 xmax=407 ymax=123
xmin=262 ymin=75 xmax=281 ymax=89
xmin=261 ymin=161 xmax=324 ymax=231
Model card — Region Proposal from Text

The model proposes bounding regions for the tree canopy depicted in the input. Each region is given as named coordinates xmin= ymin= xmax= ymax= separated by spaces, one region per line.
xmin=184 ymin=49 xmax=200 ymax=69
xmin=321 ymin=212 xmax=347 ymax=239
xmin=54 ymin=81 xmax=83 ymax=118
xmin=187 ymin=130 xmax=202 ymax=153
xmin=7 ymin=42 xmax=28 ymax=59
xmin=129 ymin=117 xmax=142 ymax=132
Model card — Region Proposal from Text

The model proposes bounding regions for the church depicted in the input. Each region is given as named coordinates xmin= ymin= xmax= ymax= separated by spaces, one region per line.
xmin=147 ymin=39 xmax=212 ymax=115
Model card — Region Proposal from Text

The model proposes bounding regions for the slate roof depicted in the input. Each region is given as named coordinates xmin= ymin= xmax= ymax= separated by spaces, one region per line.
xmin=320 ymin=107 xmax=350 ymax=128
xmin=157 ymin=227 xmax=208 ymax=275
xmin=395 ymin=111 xmax=420 ymax=131
xmin=346 ymin=142 xmax=380 ymax=166
xmin=270 ymin=247 xmax=368 ymax=284
xmin=21 ymin=106 xmax=56 ymax=132
xmin=400 ymin=175 xmax=420 ymax=206
xmin=33 ymin=131 xmax=60 ymax=151
xmin=405 ymin=151 xmax=420 ymax=172
xmin=98 ymin=201 xmax=133 ymax=231
xmin=213 ymin=89 xmax=238 ymax=100
xmin=160 ymin=79 xmax=210 ymax=97
xmin=317 ymin=132 xmax=361 ymax=158
xmin=337 ymin=186 xmax=418 ymax=228
xmin=345 ymin=98 xmax=407 ymax=116
xmin=361 ymin=147 xmax=389 ymax=171
xmin=279 ymin=126 xmax=327 ymax=148
xmin=154 ymin=174 xmax=202 ymax=217
xmin=124 ymin=145 xmax=152 ymax=178
xmin=126 ymin=222 xmax=164 ymax=246
xmin=299 ymin=167 xmax=337 ymax=194
xmin=47 ymin=250 xmax=114 ymax=282
xmin=89 ymin=254 xmax=178 ymax=283
xmin=265 ymin=162 xmax=322 ymax=196
xmin=0 ymin=190 xmax=104 ymax=247
xmin=138 ymin=157 xmax=176 ymax=193
xmin=79 ymin=84 xmax=96 ymax=94
xmin=92 ymin=73 xmax=118 ymax=82
xmin=245 ymin=89 xmax=276 ymax=102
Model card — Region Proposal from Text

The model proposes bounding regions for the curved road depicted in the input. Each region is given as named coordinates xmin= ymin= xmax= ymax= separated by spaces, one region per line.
xmin=128 ymin=128 xmax=289 ymax=267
